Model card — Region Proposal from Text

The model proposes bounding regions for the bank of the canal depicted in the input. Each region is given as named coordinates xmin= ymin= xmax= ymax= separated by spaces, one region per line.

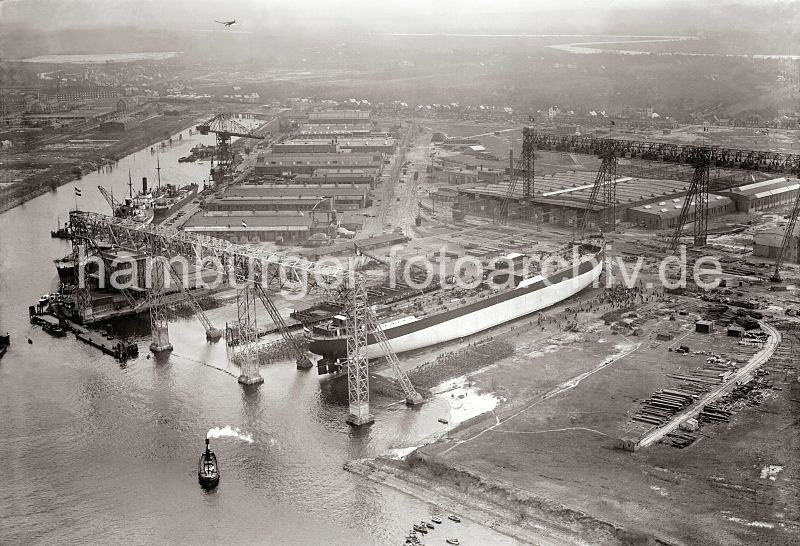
xmin=0 ymin=127 xmax=513 ymax=544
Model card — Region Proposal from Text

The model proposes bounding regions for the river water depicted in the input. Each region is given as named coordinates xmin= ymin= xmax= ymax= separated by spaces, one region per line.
xmin=0 ymin=129 xmax=512 ymax=544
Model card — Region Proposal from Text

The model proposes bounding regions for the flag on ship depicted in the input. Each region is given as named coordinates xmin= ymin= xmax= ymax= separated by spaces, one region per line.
xmin=241 ymin=220 xmax=247 ymax=228
xmin=74 ymin=188 xmax=82 ymax=197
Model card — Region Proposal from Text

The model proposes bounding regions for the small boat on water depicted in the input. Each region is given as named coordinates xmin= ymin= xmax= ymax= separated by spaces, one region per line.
xmin=412 ymin=524 xmax=427 ymax=534
xmin=448 ymin=515 xmax=461 ymax=523
xmin=425 ymin=522 xmax=434 ymax=529
xmin=50 ymin=217 xmax=71 ymax=239
xmin=431 ymin=515 xmax=442 ymax=524
xmin=0 ymin=333 xmax=9 ymax=360
xmin=446 ymin=538 xmax=460 ymax=545
xmin=198 ymin=438 xmax=220 ymax=488
xmin=42 ymin=322 xmax=66 ymax=337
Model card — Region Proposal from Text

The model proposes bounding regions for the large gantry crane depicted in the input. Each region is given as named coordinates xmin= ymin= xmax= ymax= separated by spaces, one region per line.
xmin=770 ymin=188 xmax=800 ymax=282
xmin=68 ymin=211 xmax=422 ymax=426
xmin=528 ymin=133 xmax=800 ymax=247
xmin=497 ymin=125 xmax=536 ymax=221
xmin=196 ymin=113 xmax=265 ymax=180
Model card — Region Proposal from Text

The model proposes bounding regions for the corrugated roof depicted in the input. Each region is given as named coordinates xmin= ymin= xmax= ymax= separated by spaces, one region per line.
xmin=631 ymin=194 xmax=733 ymax=219
xmin=541 ymin=177 xmax=632 ymax=197
xmin=225 ymin=185 xmax=367 ymax=197
xmin=731 ymin=177 xmax=798 ymax=197
xmin=184 ymin=212 xmax=312 ymax=229
xmin=752 ymin=183 xmax=800 ymax=200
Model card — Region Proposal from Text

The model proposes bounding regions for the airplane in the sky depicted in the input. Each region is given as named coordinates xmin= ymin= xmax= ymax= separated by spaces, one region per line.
xmin=215 ymin=20 xmax=237 ymax=27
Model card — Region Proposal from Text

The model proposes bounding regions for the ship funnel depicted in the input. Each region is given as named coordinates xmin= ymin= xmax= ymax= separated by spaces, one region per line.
xmin=142 ymin=177 xmax=148 ymax=194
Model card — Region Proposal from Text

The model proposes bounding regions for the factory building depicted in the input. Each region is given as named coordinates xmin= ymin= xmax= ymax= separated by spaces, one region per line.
xmin=294 ymin=124 xmax=373 ymax=138
xmin=254 ymin=153 xmax=382 ymax=175
xmin=440 ymin=138 xmax=481 ymax=150
xmin=99 ymin=116 xmax=140 ymax=133
xmin=307 ymin=110 xmax=371 ymax=124
xmin=182 ymin=212 xmax=313 ymax=243
xmin=628 ymin=195 xmax=735 ymax=230
xmin=294 ymin=169 xmax=377 ymax=188
xmin=753 ymin=225 xmax=800 ymax=263
xmin=272 ymin=140 xmax=338 ymax=154
xmin=444 ymin=169 xmax=479 ymax=185
xmin=221 ymin=184 xmax=370 ymax=210
xmin=458 ymin=171 xmax=694 ymax=224
xmin=23 ymin=104 xmax=118 ymax=128
xmin=206 ymin=196 xmax=333 ymax=212
xmin=335 ymin=138 xmax=396 ymax=153
xmin=272 ymin=138 xmax=395 ymax=154
xmin=725 ymin=177 xmax=800 ymax=212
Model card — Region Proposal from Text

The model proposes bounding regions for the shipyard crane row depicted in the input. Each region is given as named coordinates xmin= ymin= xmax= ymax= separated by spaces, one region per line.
xmin=526 ymin=131 xmax=799 ymax=252
xmin=68 ymin=210 xmax=422 ymax=426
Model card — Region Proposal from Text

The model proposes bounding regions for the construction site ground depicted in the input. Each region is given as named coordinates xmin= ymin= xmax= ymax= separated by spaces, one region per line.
xmin=349 ymin=220 xmax=800 ymax=544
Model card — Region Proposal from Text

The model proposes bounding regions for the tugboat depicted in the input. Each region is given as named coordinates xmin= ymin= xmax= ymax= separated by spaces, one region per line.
xmin=198 ymin=438 xmax=220 ymax=488
xmin=50 ymin=217 xmax=71 ymax=239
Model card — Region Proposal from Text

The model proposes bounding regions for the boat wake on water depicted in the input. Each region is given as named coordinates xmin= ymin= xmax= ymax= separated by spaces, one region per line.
xmin=172 ymin=353 xmax=238 ymax=378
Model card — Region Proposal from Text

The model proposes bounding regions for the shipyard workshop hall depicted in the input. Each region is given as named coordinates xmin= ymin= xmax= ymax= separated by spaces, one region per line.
xmin=455 ymin=169 xmax=797 ymax=229
xmin=181 ymin=109 xmax=388 ymax=244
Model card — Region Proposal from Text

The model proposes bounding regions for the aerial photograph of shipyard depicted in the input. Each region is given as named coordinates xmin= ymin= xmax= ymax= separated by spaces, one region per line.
xmin=0 ymin=0 xmax=798 ymax=544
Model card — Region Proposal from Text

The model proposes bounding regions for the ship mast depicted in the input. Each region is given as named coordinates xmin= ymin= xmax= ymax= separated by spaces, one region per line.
xmin=128 ymin=169 xmax=133 ymax=198
xmin=156 ymin=152 xmax=162 ymax=192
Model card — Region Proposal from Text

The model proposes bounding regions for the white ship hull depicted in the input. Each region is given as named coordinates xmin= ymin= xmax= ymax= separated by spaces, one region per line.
xmin=309 ymin=248 xmax=604 ymax=360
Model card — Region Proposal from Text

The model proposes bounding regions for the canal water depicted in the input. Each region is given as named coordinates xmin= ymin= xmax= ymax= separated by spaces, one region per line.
xmin=0 ymin=128 xmax=513 ymax=543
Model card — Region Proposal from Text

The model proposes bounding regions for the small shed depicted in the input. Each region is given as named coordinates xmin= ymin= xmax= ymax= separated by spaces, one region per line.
xmin=679 ymin=418 xmax=699 ymax=432
xmin=727 ymin=325 xmax=744 ymax=338
xmin=695 ymin=320 xmax=714 ymax=334
xmin=617 ymin=437 xmax=640 ymax=452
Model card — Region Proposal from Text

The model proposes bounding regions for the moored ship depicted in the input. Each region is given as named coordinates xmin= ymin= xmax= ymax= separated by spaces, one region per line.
xmin=308 ymin=239 xmax=604 ymax=371
xmin=152 ymin=183 xmax=198 ymax=224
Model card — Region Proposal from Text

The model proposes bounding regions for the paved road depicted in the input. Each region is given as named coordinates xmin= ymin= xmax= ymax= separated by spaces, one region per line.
xmin=385 ymin=129 xmax=432 ymax=237
xmin=361 ymin=124 xmax=413 ymax=237
xmin=638 ymin=320 xmax=781 ymax=448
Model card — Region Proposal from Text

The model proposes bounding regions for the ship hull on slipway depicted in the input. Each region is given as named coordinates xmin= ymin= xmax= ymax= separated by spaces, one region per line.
xmin=308 ymin=243 xmax=604 ymax=360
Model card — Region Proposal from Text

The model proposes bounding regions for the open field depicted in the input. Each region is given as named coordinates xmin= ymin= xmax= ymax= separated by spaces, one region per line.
xmin=345 ymin=219 xmax=800 ymax=544
xmin=0 ymin=112 xmax=205 ymax=213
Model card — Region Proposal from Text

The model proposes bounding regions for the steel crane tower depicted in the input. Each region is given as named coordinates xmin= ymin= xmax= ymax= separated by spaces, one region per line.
xmin=771 ymin=190 xmax=800 ymax=282
xmin=196 ymin=113 xmax=265 ymax=179
xmin=68 ymin=211 xmax=423 ymax=425
xmin=498 ymin=124 xmax=536 ymax=221
xmin=668 ymin=153 xmax=711 ymax=251
xmin=576 ymin=149 xmax=618 ymax=238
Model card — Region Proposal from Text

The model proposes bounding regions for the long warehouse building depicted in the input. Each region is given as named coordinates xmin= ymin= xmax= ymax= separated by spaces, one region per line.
xmin=725 ymin=177 xmax=800 ymax=212
xmin=218 ymin=184 xmax=371 ymax=210
xmin=255 ymin=153 xmax=383 ymax=175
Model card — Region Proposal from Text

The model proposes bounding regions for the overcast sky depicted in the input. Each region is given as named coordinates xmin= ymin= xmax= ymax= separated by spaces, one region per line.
xmin=0 ymin=0 xmax=795 ymax=47
xmin=0 ymin=0 xmax=783 ymax=31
